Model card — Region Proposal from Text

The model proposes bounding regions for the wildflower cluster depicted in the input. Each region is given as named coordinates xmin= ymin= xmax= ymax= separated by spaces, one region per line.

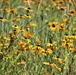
xmin=0 ymin=0 xmax=76 ymax=75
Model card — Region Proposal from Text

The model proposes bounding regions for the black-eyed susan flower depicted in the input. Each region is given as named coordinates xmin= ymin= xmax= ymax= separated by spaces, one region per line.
xmin=58 ymin=0 xmax=64 ymax=5
xmin=11 ymin=18 xmax=19 ymax=22
xmin=12 ymin=29 xmax=21 ymax=35
xmin=56 ymin=23 xmax=65 ymax=31
xmin=48 ymin=22 xmax=58 ymax=26
xmin=0 ymin=17 xmax=8 ymax=22
xmin=12 ymin=25 xmax=20 ymax=29
xmin=24 ymin=7 xmax=34 ymax=13
xmin=32 ymin=46 xmax=45 ymax=54
xmin=46 ymin=48 xmax=53 ymax=54
xmin=46 ymin=42 xmax=56 ymax=47
xmin=50 ymin=24 xmax=57 ymax=29
xmin=24 ymin=14 xmax=32 ymax=19
xmin=17 ymin=15 xmax=25 ymax=18
xmin=58 ymin=6 xmax=67 ymax=11
xmin=7 ymin=8 xmax=17 ymax=14
xmin=48 ymin=22 xmax=58 ymax=31
xmin=37 ymin=46 xmax=45 ymax=54
xmin=68 ymin=9 xmax=75 ymax=16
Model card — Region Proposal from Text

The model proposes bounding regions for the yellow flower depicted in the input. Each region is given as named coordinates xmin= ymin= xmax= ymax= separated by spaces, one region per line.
xmin=55 ymin=66 xmax=61 ymax=71
xmin=36 ymin=39 xmax=41 ymax=45
xmin=48 ymin=22 xmax=58 ymax=27
xmin=7 ymin=8 xmax=17 ymax=14
xmin=24 ymin=7 xmax=34 ymax=13
xmin=32 ymin=46 xmax=45 ymax=54
xmin=48 ymin=22 xmax=58 ymax=31
xmin=24 ymin=30 xmax=34 ymax=38
xmin=0 ymin=17 xmax=8 ymax=22
xmin=28 ymin=45 xmax=33 ymax=49
xmin=70 ymin=9 xmax=75 ymax=13
xmin=4 ymin=37 xmax=10 ymax=41
xmin=53 ymin=57 xmax=58 ymax=60
xmin=58 ymin=58 xmax=65 ymax=64
xmin=68 ymin=9 xmax=75 ymax=17
xmin=49 ymin=63 xmax=56 ymax=67
xmin=58 ymin=6 xmax=67 ymax=11
xmin=17 ymin=61 xmax=26 ymax=65
xmin=70 ymin=48 xmax=76 ymax=53
xmin=11 ymin=18 xmax=18 ymax=22
xmin=49 ymin=63 xmax=61 ymax=71
xmin=12 ymin=25 xmax=20 ymax=29
xmin=24 ymin=7 xmax=31 ymax=10
xmin=29 ymin=9 xmax=34 ymax=13
xmin=46 ymin=43 xmax=53 ymax=47
xmin=17 ymin=15 xmax=25 ymax=18
xmin=58 ymin=0 xmax=64 ymax=5
xmin=4 ymin=55 xmax=12 ymax=59
xmin=50 ymin=27 xmax=57 ymax=31
xmin=12 ymin=29 xmax=21 ymax=35
xmin=26 ymin=39 xmax=31 ymax=43
xmin=42 ymin=52 xmax=47 ymax=56
xmin=56 ymin=23 xmax=65 ymax=31
xmin=18 ymin=41 xmax=24 ymax=45
xmin=37 ymin=46 xmax=45 ymax=53
xmin=24 ymin=14 xmax=32 ymax=19
xmin=23 ymin=0 xmax=32 ymax=4
xmin=43 ymin=62 xmax=50 ymax=65
xmin=29 ymin=22 xmax=37 ymax=27
xmin=46 ymin=48 xmax=53 ymax=54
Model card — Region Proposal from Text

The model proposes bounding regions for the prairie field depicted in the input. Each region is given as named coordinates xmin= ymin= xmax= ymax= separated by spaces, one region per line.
xmin=0 ymin=0 xmax=76 ymax=75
